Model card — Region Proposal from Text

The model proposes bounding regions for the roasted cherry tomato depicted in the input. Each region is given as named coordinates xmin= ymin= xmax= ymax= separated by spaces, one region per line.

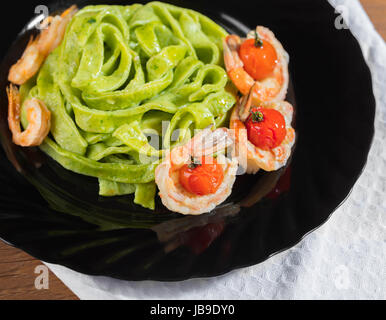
xmin=245 ymin=106 xmax=286 ymax=150
xmin=179 ymin=156 xmax=224 ymax=196
xmin=239 ymin=37 xmax=278 ymax=81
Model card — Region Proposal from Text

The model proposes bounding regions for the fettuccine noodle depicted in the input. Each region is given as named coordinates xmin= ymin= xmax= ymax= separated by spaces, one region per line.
xmin=19 ymin=2 xmax=236 ymax=209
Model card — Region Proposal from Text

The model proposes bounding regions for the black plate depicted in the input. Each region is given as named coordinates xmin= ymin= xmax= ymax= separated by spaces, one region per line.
xmin=0 ymin=0 xmax=375 ymax=281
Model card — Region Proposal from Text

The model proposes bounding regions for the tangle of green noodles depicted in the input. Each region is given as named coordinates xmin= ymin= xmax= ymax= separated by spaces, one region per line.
xmin=20 ymin=2 xmax=235 ymax=210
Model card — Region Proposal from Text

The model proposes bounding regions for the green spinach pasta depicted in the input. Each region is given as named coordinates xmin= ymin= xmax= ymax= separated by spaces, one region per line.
xmin=19 ymin=2 xmax=236 ymax=210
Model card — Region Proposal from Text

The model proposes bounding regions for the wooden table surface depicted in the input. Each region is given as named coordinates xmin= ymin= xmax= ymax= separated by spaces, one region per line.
xmin=0 ymin=0 xmax=385 ymax=300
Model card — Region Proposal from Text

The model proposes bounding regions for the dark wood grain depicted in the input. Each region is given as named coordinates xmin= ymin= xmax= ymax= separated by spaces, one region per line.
xmin=360 ymin=0 xmax=386 ymax=40
xmin=0 ymin=0 xmax=384 ymax=300
xmin=0 ymin=241 xmax=78 ymax=300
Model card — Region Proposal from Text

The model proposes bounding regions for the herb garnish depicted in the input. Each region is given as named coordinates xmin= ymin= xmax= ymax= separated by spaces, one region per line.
xmin=254 ymin=30 xmax=263 ymax=48
xmin=251 ymin=110 xmax=264 ymax=122
xmin=188 ymin=156 xmax=201 ymax=169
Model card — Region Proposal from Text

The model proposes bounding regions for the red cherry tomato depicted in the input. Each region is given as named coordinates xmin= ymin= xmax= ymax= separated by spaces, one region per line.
xmin=239 ymin=38 xmax=278 ymax=81
xmin=245 ymin=106 xmax=286 ymax=150
xmin=179 ymin=156 xmax=224 ymax=196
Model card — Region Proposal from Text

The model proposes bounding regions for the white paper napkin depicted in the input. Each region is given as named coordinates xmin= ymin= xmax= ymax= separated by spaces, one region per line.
xmin=44 ymin=0 xmax=386 ymax=299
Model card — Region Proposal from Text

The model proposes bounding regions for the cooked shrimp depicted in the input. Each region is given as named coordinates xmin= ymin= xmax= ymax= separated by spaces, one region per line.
xmin=38 ymin=5 xmax=77 ymax=55
xmin=6 ymin=84 xmax=51 ymax=146
xmin=8 ymin=5 xmax=77 ymax=85
xmin=223 ymin=26 xmax=289 ymax=104
xmin=230 ymin=84 xmax=295 ymax=173
xmin=155 ymin=127 xmax=238 ymax=215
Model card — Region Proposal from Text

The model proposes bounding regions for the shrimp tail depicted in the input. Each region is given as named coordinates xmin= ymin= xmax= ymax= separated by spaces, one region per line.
xmin=238 ymin=83 xmax=259 ymax=122
xmin=223 ymin=35 xmax=255 ymax=96
xmin=7 ymin=5 xmax=78 ymax=85
xmin=6 ymin=84 xmax=22 ymax=136
xmin=223 ymin=35 xmax=243 ymax=71
xmin=190 ymin=127 xmax=234 ymax=157
xmin=6 ymin=84 xmax=51 ymax=147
